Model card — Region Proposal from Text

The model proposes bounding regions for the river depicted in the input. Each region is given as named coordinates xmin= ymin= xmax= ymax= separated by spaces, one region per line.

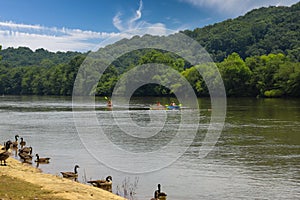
xmin=0 ymin=96 xmax=299 ymax=199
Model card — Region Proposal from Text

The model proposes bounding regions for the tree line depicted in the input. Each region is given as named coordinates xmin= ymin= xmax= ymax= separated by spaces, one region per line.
xmin=0 ymin=46 xmax=299 ymax=97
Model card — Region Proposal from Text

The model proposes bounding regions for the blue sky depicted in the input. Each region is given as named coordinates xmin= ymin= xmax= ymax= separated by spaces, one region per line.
xmin=0 ymin=0 xmax=298 ymax=52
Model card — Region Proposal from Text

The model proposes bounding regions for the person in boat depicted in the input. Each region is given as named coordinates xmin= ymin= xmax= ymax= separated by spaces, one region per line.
xmin=170 ymin=102 xmax=176 ymax=106
xmin=107 ymin=100 xmax=112 ymax=107
xmin=150 ymin=102 xmax=165 ymax=110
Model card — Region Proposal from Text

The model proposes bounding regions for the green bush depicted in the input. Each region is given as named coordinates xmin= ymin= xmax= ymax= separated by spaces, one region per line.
xmin=264 ymin=89 xmax=284 ymax=97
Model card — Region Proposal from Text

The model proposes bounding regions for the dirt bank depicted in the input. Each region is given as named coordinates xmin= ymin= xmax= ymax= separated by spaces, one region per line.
xmin=0 ymin=157 xmax=126 ymax=200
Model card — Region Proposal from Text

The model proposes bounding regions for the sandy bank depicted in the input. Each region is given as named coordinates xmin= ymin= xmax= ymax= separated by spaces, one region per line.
xmin=0 ymin=157 xmax=126 ymax=200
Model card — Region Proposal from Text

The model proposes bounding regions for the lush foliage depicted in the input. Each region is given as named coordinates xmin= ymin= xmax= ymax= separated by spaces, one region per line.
xmin=182 ymin=2 xmax=300 ymax=62
xmin=0 ymin=2 xmax=299 ymax=97
xmin=0 ymin=47 xmax=82 ymax=68
xmin=1 ymin=47 xmax=299 ymax=97
xmin=0 ymin=47 xmax=85 ymax=95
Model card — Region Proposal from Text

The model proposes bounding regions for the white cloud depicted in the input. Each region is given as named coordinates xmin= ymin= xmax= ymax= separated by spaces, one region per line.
xmin=0 ymin=21 xmax=120 ymax=52
xmin=113 ymin=12 xmax=124 ymax=31
xmin=181 ymin=0 xmax=299 ymax=16
xmin=128 ymin=0 xmax=143 ymax=29
xmin=112 ymin=0 xmax=173 ymax=37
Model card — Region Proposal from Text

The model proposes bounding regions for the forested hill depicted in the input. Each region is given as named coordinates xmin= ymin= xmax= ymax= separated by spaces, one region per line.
xmin=1 ymin=2 xmax=299 ymax=66
xmin=0 ymin=47 xmax=83 ymax=68
xmin=182 ymin=2 xmax=300 ymax=62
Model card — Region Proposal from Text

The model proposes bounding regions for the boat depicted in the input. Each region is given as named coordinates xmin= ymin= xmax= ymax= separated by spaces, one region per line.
xmin=150 ymin=104 xmax=166 ymax=110
xmin=166 ymin=105 xmax=181 ymax=110
xmin=150 ymin=102 xmax=166 ymax=110
xmin=150 ymin=103 xmax=181 ymax=110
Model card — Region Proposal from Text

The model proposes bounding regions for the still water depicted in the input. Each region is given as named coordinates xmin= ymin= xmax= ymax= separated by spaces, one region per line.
xmin=0 ymin=96 xmax=299 ymax=199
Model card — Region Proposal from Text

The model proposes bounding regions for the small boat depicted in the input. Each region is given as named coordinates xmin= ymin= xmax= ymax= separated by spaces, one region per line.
xmin=150 ymin=105 xmax=166 ymax=110
xmin=166 ymin=105 xmax=181 ymax=110
xmin=150 ymin=102 xmax=166 ymax=110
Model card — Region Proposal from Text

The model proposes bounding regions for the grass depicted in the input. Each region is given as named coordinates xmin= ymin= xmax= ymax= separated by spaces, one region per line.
xmin=0 ymin=175 xmax=67 ymax=200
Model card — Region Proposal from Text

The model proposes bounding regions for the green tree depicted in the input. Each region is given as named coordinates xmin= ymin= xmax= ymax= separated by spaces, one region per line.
xmin=248 ymin=53 xmax=287 ymax=97
xmin=182 ymin=65 xmax=207 ymax=96
xmin=218 ymin=53 xmax=252 ymax=96
xmin=61 ymin=55 xmax=85 ymax=95
xmin=7 ymin=67 xmax=24 ymax=94
xmin=95 ymin=65 xmax=119 ymax=96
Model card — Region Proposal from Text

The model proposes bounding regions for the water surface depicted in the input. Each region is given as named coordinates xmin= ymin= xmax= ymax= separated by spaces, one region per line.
xmin=0 ymin=96 xmax=299 ymax=199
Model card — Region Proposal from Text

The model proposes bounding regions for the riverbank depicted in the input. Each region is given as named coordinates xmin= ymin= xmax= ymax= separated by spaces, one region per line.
xmin=0 ymin=157 xmax=125 ymax=200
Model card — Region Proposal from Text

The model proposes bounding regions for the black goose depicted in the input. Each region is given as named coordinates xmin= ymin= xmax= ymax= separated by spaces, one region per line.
xmin=61 ymin=165 xmax=80 ymax=178
xmin=35 ymin=154 xmax=50 ymax=163
xmin=19 ymin=137 xmax=26 ymax=147
xmin=87 ymin=176 xmax=112 ymax=187
xmin=12 ymin=135 xmax=19 ymax=148
xmin=0 ymin=141 xmax=12 ymax=166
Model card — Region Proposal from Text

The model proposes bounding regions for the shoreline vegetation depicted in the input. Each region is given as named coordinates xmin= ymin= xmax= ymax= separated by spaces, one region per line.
xmin=0 ymin=50 xmax=299 ymax=98
xmin=0 ymin=157 xmax=125 ymax=200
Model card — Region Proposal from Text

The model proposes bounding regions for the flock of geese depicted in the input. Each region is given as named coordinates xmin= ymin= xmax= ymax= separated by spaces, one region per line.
xmin=1 ymin=135 xmax=167 ymax=199
xmin=0 ymin=135 xmax=112 ymax=184
xmin=1 ymin=135 xmax=51 ymax=165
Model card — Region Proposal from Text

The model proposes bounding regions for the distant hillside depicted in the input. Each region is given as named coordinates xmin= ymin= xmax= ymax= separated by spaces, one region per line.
xmin=0 ymin=47 xmax=83 ymax=68
xmin=1 ymin=2 xmax=299 ymax=67
xmin=182 ymin=2 xmax=300 ymax=61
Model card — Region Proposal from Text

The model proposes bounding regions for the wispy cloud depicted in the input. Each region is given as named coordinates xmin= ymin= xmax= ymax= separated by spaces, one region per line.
xmin=113 ymin=0 xmax=144 ymax=31
xmin=128 ymin=0 xmax=143 ymax=29
xmin=112 ymin=0 xmax=172 ymax=36
xmin=113 ymin=12 xmax=124 ymax=32
xmin=181 ymin=0 xmax=299 ymax=16
xmin=0 ymin=21 xmax=120 ymax=52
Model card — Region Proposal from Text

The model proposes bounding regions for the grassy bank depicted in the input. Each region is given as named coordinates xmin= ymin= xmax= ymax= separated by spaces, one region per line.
xmin=0 ymin=158 xmax=125 ymax=200
xmin=0 ymin=175 xmax=68 ymax=200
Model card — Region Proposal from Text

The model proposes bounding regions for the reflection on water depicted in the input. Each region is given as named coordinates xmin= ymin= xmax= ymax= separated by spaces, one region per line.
xmin=0 ymin=96 xmax=299 ymax=199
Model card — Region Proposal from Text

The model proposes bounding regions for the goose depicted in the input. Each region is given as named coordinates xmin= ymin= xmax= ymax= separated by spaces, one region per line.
xmin=87 ymin=176 xmax=112 ymax=187
xmin=154 ymin=184 xmax=161 ymax=199
xmin=12 ymin=135 xmax=19 ymax=148
xmin=60 ymin=165 xmax=80 ymax=178
xmin=18 ymin=152 xmax=33 ymax=161
xmin=158 ymin=192 xmax=167 ymax=199
xmin=151 ymin=184 xmax=167 ymax=200
xmin=0 ymin=143 xmax=6 ymax=151
xmin=19 ymin=146 xmax=32 ymax=154
xmin=1 ymin=141 xmax=11 ymax=152
xmin=20 ymin=137 xmax=26 ymax=147
xmin=35 ymin=154 xmax=50 ymax=163
xmin=0 ymin=141 xmax=12 ymax=166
